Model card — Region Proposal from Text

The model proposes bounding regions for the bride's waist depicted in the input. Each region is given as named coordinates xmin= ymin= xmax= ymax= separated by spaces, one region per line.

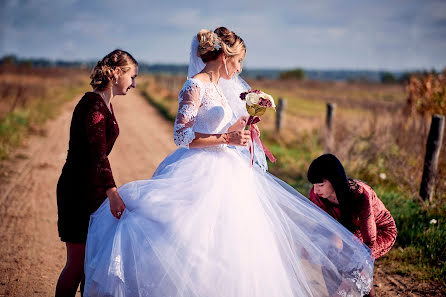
xmin=189 ymin=145 xmax=249 ymax=160
xmin=190 ymin=145 xmax=229 ymax=153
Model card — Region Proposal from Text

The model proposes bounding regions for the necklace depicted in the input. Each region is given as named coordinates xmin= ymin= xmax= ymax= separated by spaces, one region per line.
xmin=205 ymin=72 xmax=225 ymax=101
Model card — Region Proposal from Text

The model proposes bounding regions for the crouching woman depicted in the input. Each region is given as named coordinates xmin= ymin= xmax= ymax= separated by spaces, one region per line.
xmin=307 ymin=154 xmax=397 ymax=297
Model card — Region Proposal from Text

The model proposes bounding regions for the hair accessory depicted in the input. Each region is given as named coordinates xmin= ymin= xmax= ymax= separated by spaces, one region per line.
xmin=213 ymin=33 xmax=221 ymax=50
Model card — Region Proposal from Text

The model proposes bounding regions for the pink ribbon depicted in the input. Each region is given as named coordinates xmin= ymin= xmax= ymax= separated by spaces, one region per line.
xmin=248 ymin=122 xmax=276 ymax=166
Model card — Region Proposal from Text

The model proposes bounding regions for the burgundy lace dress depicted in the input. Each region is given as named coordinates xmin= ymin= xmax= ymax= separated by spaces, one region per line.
xmin=309 ymin=179 xmax=397 ymax=258
xmin=57 ymin=92 xmax=119 ymax=243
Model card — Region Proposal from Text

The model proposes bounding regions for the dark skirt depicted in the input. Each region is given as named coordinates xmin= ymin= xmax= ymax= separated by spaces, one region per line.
xmin=57 ymin=165 xmax=107 ymax=243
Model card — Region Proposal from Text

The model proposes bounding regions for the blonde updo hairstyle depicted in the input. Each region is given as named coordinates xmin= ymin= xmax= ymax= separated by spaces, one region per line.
xmin=90 ymin=49 xmax=138 ymax=90
xmin=197 ymin=27 xmax=246 ymax=63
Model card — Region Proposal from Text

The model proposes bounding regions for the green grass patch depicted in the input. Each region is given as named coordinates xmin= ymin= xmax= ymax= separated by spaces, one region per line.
xmin=264 ymin=129 xmax=323 ymax=193
xmin=285 ymin=96 xmax=326 ymax=117
xmin=0 ymin=110 xmax=30 ymax=159
xmin=0 ymin=84 xmax=87 ymax=160
xmin=253 ymin=87 xmax=371 ymax=121
xmin=375 ymin=186 xmax=446 ymax=283
xmin=260 ymin=88 xmax=326 ymax=117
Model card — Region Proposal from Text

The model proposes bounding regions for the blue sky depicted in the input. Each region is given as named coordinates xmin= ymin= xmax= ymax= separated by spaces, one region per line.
xmin=1 ymin=0 xmax=445 ymax=70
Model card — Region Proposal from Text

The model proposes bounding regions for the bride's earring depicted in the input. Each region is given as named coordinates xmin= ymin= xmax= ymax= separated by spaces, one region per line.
xmin=224 ymin=61 xmax=229 ymax=76
xmin=115 ymin=77 xmax=119 ymax=85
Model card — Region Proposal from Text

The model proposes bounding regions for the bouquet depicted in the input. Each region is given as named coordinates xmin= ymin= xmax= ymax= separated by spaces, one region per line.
xmin=240 ymin=89 xmax=277 ymax=166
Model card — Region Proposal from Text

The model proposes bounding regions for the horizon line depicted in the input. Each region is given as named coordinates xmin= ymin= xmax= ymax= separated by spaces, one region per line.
xmin=1 ymin=54 xmax=444 ymax=73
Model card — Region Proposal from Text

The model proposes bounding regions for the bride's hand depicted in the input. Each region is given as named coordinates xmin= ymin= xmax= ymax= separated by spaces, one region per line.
xmin=106 ymin=187 xmax=126 ymax=219
xmin=228 ymin=116 xmax=249 ymax=132
xmin=227 ymin=130 xmax=251 ymax=146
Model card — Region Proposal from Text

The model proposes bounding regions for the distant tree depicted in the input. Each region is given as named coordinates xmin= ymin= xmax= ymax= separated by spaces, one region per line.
xmin=399 ymin=72 xmax=412 ymax=84
xmin=358 ymin=76 xmax=373 ymax=83
xmin=380 ymin=72 xmax=397 ymax=84
xmin=1 ymin=55 xmax=17 ymax=65
xmin=20 ymin=60 xmax=33 ymax=68
xmin=429 ymin=68 xmax=437 ymax=75
xmin=280 ymin=68 xmax=305 ymax=80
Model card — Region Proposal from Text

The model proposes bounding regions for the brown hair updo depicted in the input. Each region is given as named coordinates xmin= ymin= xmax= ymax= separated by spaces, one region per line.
xmin=90 ymin=49 xmax=138 ymax=90
xmin=197 ymin=27 xmax=246 ymax=63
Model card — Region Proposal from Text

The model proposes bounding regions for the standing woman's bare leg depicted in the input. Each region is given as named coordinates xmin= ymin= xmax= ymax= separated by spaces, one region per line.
xmin=55 ymin=242 xmax=86 ymax=297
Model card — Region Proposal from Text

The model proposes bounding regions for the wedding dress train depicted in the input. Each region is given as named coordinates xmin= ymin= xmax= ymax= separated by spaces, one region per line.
xmin=83 ymin=78 xmax=374 ymax=297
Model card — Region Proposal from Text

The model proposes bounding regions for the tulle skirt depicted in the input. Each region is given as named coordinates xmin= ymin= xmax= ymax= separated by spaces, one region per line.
xmin=84 ymin=146 xmax=374 ymax=297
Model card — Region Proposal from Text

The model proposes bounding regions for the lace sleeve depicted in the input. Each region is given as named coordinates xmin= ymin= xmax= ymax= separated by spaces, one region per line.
xmin=174 ymin=80 xmax=202 ymax=148
xmin=85 ymin=109 xmax=116 ymax=190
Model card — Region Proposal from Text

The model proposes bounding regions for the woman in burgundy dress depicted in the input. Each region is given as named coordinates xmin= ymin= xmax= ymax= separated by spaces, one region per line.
xmin=55 ymin=49 xmax=138 ymax=297
xmin=307 ymin=154 xmax=397 ymax=297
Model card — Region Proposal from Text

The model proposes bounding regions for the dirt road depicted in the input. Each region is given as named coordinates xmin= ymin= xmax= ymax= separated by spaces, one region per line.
xmin=0 ymin=91 xmax=443 ymax=296
xmin=0 ymin=91 xmax=175 ymax=296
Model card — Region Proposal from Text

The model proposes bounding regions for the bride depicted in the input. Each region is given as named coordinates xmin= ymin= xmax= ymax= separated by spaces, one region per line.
xmin=84 ymin=27 xmax=374 ymax=297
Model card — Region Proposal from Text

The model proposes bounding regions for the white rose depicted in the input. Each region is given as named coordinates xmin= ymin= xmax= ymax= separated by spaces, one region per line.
xmin=261 ymin=92 xmax=276 ymax=108
xmin=246 ymin=93 xmax=260 ymax=106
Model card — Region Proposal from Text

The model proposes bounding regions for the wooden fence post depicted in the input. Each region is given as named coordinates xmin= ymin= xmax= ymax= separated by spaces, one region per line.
xmin=325 ymin=103 xmax=336 ymax=153
xmin=420 ymin=114 xmax=445 ymax=201
xmin=276 ymin=98 xmax=286 ymax=133
xmin=9 ymin=85 xmax=24 ymax=112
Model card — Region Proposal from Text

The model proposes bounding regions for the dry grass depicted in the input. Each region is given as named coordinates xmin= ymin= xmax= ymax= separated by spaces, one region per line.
xmin=0 ymin=65 xmax=88 ymax=160
xmin=0 ymin=65 xmax=87 ymax=116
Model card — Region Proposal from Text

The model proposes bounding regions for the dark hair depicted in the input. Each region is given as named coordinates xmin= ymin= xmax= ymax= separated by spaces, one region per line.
xmin=90 ymin=49 xmax=138 ymax=90
xmin=307 ymin=154 xmax=355 ymax=231
xmin=197 ymin=27 xmax=246 ymax=63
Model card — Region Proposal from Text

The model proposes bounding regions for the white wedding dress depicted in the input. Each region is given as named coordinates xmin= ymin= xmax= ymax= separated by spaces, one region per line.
xmin=83 ymin=76 xmax=374 ymax=297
